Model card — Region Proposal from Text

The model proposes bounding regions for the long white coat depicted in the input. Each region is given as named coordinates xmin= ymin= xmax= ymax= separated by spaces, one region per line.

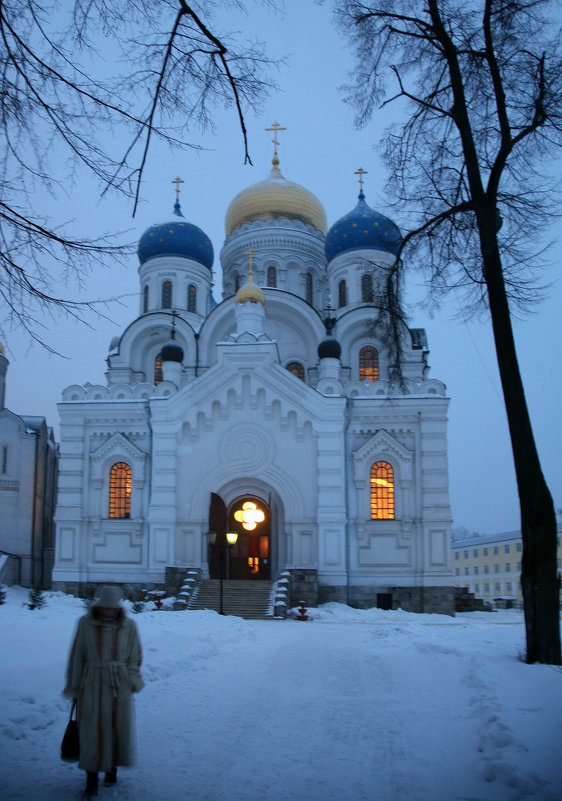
xmin=64 ymin=607 xmax=144 ymax=773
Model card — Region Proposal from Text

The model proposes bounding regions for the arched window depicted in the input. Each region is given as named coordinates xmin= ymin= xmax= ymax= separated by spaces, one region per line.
xmin=143 ymin=285 xmax=149 ymax=313
xmin=361 ymin=273 xmax=374 ymax=303
xmin=161 ymin=280 xmax=172 ymax=309
xmin=109 ymin=462 xmax=131 ymax=519
xmin=338 ymin=279 xmax=347 ymax=308
xmin=154 ymin=353 xmax=163 ymax=385
xmin=286 ymin=361 xmax=305 ymax=381
xmin=187 ymin=284 xmax=197 ymax=313
xmin=305 ymin=273 xmax=313 ymax=305
xmin=370 ymin=461 xmax=395 ymax=519
xmin=266 ymin=266 xmax=277 ymax=287
xmin=359 ymin=345 xmax=379 ymax=381
xmin=234 ymin=273 xmax=241 ymax=292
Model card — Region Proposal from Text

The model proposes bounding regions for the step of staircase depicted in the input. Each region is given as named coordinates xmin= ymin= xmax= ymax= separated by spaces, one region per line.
xmin=188 ymin=579 xmax=274 ymax=619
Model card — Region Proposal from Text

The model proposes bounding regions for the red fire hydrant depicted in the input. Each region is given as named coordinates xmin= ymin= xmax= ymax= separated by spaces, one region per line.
xmin=295 ymin=600 xmax=309 ymax=621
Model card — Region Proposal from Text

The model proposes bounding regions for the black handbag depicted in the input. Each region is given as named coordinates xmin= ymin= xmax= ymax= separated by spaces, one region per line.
xmin=60 ymin=700 xmax=80 ymax=762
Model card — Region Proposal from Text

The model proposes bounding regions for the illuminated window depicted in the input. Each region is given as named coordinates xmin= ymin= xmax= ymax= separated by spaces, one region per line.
xmin=359 ymin=346 xmax=379 ymax=382
xmin=187 ymin=284 xmax=197 ymax=313
xmin=305 ymin=273 xmax=313 ymax=304
xmin=154 ymin=353 xmax=163 ymax=385
xmin=370 ymin=461 xmax=395 ymax=519
xmin=161 ymin=280 xmax=172 ymax=309
xmin=361 ymin=273 xmax=374 ymax=303
xmin=286 ymin=361 xmax=305 ymax=381
xmin=109 ymin=462 xmax=131 ymax=519
xmin=143 ymin=285 xmax=149 ymax=313
xmin=267 ymin=266 xmax=277 ymax=287
xmin=338 ymin=279 xmax=347 ymax=308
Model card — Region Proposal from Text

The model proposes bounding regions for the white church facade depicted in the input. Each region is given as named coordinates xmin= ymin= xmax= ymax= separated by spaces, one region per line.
xmin=53 ymin=145 xmax=454 ymax=612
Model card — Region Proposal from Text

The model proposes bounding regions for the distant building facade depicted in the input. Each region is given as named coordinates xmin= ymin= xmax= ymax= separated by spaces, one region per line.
xmin=451 ymin=529 xmax=562 ymax=608
xmin=53 ymin=148 xmax=454 ymax=612
xmin=0 ymin=347 xmax=58 ymax=587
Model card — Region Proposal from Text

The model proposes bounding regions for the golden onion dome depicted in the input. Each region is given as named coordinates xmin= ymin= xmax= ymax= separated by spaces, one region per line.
xmin=225 ymin=162 xmax=327 ymax=235
xmin=235 ymin=279 xmax=266 ymax=307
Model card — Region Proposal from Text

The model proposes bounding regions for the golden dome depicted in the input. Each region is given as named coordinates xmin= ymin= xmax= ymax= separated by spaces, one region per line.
xmin=225 ymin=164 xmax=327 ymax=235
xmin=235 ymin=279 xmax=266 ymax=307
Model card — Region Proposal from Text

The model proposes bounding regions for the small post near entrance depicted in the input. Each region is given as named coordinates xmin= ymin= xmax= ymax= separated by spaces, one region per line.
xmin=205 ymin=530 xmax=239 ymax=614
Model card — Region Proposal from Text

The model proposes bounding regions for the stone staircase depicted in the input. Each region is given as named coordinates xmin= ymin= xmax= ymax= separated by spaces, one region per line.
xmin=188 ymin=579 xmax=274 ymax=619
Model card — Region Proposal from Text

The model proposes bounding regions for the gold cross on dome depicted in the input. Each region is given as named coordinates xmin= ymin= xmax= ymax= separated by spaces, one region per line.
xmin=354 ymin=167 xmax=367 ymax=190
xmin=171 ymin=176 xmax=184 ymax=199
xmin=245 ymin=247 xmax=257 ymax=280
xmin=265 ymin=121 xmax=287 ymax=163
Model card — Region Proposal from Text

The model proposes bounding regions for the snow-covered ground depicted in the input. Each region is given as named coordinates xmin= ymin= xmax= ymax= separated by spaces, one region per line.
xmin=0 ymin=587 xmax=560 ymax=801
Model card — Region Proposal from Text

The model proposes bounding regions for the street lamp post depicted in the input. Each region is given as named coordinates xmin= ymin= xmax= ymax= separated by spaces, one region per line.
xmin=206 ymin=530 xmax=239 ymax=614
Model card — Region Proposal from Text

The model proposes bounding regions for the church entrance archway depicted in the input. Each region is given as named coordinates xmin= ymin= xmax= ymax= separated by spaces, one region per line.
xmin=208 ymin=494 xmax=271 ymax=580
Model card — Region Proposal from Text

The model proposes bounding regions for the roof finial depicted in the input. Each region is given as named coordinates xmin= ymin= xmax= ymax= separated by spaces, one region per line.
xmin=354 ymin=167 xmax=367 ymax=200
xmin=172 ymin=176 xmax=185 ymax=216
xmin=265 ymin=121 xmax=287 ymax=168
xmin=245 ymin=247 xmax=257 ymax=282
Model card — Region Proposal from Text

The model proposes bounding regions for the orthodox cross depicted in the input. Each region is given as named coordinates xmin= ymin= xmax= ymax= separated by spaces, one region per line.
xmin=245 ymin=247 xmax=257 ymax=281
xmin=265 ymin=121 xmax=287 ymax=163
xmin=171 ymin=176 xmax=184 ymax=200
xmin=354 ymin=167 xmax=367 ymax=191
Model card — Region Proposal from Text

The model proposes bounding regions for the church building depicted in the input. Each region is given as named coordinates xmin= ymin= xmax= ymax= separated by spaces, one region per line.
xmin=53 ymin=135 xmax=454 ymax=612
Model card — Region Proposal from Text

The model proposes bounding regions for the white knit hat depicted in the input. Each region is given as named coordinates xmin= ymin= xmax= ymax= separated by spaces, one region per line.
xmin=94 ymin=585 xmax=122 ymax=608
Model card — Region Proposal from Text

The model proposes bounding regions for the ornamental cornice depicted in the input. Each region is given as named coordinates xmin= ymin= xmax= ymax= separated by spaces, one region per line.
xmin=90 ymin=431 xmax=147 ymax=463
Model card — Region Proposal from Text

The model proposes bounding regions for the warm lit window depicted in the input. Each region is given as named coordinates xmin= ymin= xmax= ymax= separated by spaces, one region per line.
xmin=370 ymin=461 xmax=394 ymax=519
xmin=305 ymin=273 xmax=313 ymax=304
xmin=187 ymin=283 xmax=197 ymax=313
xmin=286 ymin=361 xmax=305 ymax=381
xmin=359 ymin=346 xmax=379 ymax=382
xmin=143 ymin=285 xmax=149 ymax=313
xmin=338 ymin=279 xmax=347 ymax=308
xmin=267 ymin=266 xmax=277 ymax=287
xmin=361 ymin=273 xmax=374 ymax=303
xmin=161 ymin=280 xmax=172 ymax=309
xmin=154 ymin=353 xmax=163 ymax=385
xmin=109 ymin=462 xmax=131 ymax=519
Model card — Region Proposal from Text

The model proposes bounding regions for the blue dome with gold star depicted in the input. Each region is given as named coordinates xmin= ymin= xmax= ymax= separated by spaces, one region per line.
xmin=138 ymin=200 xmax=213 ymax=269
xmin=325 ymin=190 xmax=402 ymax=263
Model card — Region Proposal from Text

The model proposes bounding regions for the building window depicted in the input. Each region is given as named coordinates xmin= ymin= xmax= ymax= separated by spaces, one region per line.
xmin=109 ymin=462 xmax=131 ymax=519
xmin=475 ymin=583 xmax=480 ymax=593
xmin=484 ymin=582 xmax=490 ymax=593
xmin=267 ymin=266 xmax=277 ymax=287
xmin=483 ymin=547 xmax=488 ymax=556
xmin=143 ymin=285 xmax=149 ymax=313
xmin=338 ymin=279 xmax=347 ymax=308
xmin=187 ymin=284 xmax=197 ymax=313
xmin=504 ymin=544 xmax=510 ymax=553
xmin=161 ymin=280 xmax=172 ymax=309
xmin=154 ymin=353 xmax=163 ymax=385
xmin=370 ymin=461 xmax=395 ymax=520
xmin=464 ymin=550 xmax=469 ymax=559
xmin=484 ymin=565 xmax=489 ymax=574
xmin=494 ymin=546 xmax=499 ymax=555
xmin=517 ymin=562 xmax=521 ymax=570
xmin=455 ymin=568 xmax=460 ymax=576
xmin=506 ymin=582 xmax=512 ymax=592
xmin=235 ymin=273 xmax=242 ymax=291
xmin=505 ymin=563 xmax=511 ymax=572
xmin=286 ymin=361 xmax=305 ymax=381
xmin=359 ymin=346 xmax=379 ymax=382
xmin=464 ymin=567 xmax=469 ymax=575
xmin=454 ymin=552 xmax=459 ymax=561
xmin=1 ymin=445 xmax=7 ymax=474
xmin=474 ymin=566 xmax=479 ymax=575
xmin=516 ymin=543 xmax=522 ymax=553
xmin=473 ymin=549 xmax=479 ymax=557
xmin=305 ymin=273 xmax=313 ymax=304
xmin=361 ymin=273 xmax=374 ymax=303
xmin=495 ymin=582 xmax=501 ymax=593
xmin=494 ymin=564 xmax=499 ymax=573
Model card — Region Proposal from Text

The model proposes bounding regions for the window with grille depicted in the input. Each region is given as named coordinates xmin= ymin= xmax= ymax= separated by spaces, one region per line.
xmin=286 ymin=361 xmax=305 ymax=381
xmin=143 ymin=285 xmax=149 ymax=313
xmin=188 ymin=284 xmax=197 ymax=313
xmin=267 ymin=266 xmax=277 ymax=287
xmin=161 ymin=280 xmax=172 ymax=309
xmin=370 ymin=461 xmax=395 ymax=519
xmin=154 ymin=353 xmax=163 ymax=385
xmin=338 ymin=280 xmax=347 ymax=308
xmin=305 ymin=273 xmax=313 ymax=304
xmin=359 ymin=346 xmax=379 ymax=381
xmin=361 ymin=273 xmax=374 ymax=303
xmin=109 ymin=462 xmax=131 ymax=519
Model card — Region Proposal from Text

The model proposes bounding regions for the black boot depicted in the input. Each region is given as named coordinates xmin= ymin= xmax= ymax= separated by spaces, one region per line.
xmin=84 ymin=771 xmax=98 ymax=798
xmin=104 ymin=767 xmax=117 ymax=786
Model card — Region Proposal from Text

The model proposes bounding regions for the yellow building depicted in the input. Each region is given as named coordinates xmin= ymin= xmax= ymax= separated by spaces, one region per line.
xmin=451 ymin=530 xmax=562 ymax=608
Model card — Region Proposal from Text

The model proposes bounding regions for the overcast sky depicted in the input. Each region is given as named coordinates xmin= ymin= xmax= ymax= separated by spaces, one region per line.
xmin=2 ymin=1 xmax=561 ymax=536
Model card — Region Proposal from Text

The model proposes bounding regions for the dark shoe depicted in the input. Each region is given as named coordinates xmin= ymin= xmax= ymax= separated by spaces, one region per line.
xmin=84 ymin=771 xmax=98 ymax=798
xmin=104 ymin=767 xmax=117 ymax=786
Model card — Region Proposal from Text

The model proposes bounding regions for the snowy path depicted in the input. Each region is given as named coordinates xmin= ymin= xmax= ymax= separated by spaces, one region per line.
xmin=1 ymin=592 xmax=560 ymax=801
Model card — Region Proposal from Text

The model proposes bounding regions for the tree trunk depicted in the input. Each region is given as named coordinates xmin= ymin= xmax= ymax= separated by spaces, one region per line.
xmin=481 ymin=234 xmax=560 ymax=664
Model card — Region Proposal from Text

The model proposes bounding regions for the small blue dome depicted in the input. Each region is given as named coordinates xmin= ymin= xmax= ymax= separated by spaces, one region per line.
xmin=138 ymin=200 xmax=213 ymax=269
xmin=318 ymin=337 xmax=342 ymax=360
xmin=161 ymin=337 xmax=184 ymax=363
xmin=325 ymin=191 xmax=402 ymax=263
